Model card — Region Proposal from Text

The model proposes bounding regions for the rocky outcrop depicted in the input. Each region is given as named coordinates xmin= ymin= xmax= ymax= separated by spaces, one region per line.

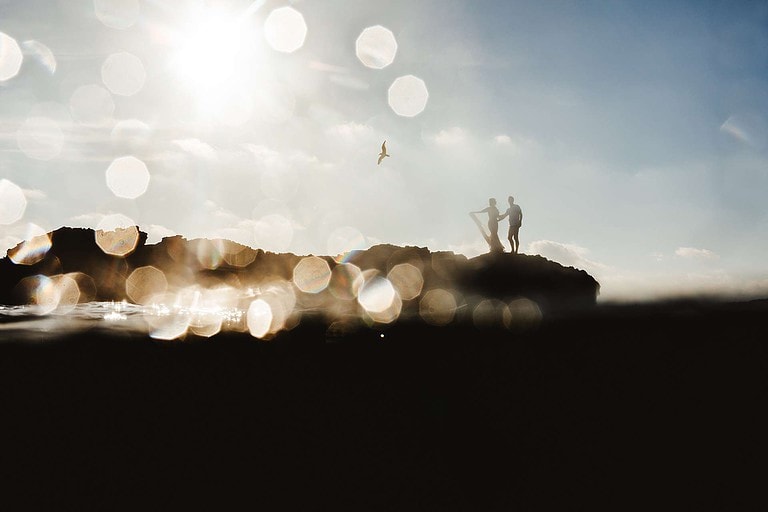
xmin=0 ymin=227 xmax=599 ymax=317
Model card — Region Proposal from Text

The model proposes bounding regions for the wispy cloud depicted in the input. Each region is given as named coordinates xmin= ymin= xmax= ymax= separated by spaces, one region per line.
xmin=326 ymin=121 xmax=374 ymax=142
xmin=22 ymin=188 xmax=47 ymax=200
xmin=173 ymin=138 xmax=217 ymax=160
xmin=675 ymin=247 xmax=719 ymax=260
xmin=527 ymin=239 xmax=611 ymax=275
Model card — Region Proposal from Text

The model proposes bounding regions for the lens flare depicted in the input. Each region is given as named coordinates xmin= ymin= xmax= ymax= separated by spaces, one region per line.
xmin=247 ymin=298 xmax=273 ymax=338
xmin=328 ymin=263 xmax=364 ymax=301
xmin=94 ymin=0 xmax=140 ymax=30
xmin=355 ymin=25 xmax=397 ymax=69
xmin=419 ymin=289 xmax=457 ymax=326
xmin=387 ymin=263 xmax=424 ymax=301
xmin=0 ymin=32 xmax=23 ymax=81
xmin=263 ymin=6 xmax=307 ymax=53
xmin=126 ymin=266 xmax=168 ymax=304
xmin=472 ymin=299 xmax=506 ymax=329
xmin=503 ymin=297 xmax=543 ymax=332
xmin=95 ymin=214 xmax=139 ymax=257
xmin=105 ymin=156 xmax=150 ymax=199
xmin=388 ymin=75 xmax=429 ymax=117
xmin=101 ymin=51 xmax=146 ymax=96
xmin=21 ymin=40 xmax=56 ymax=74
xmin=293 ymin=256 xmax=332 ymax=294
xmin=8 ymin=225 xmax=52 ymax=265
xmin=358 ymin=276 xmax=396 ymax=314
xmin=0 ymin=179 xmax=27 ymax=225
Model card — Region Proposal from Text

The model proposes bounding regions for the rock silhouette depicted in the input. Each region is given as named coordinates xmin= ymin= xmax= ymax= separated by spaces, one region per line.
xmin=0 ymin=226 xmax=599 ymax=318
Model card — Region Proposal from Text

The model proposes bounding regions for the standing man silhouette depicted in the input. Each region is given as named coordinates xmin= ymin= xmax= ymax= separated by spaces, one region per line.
xmin=499 ymin=195 xmax=523 ymax=254
xmin=470 ymin=198 xmax=504 ymax=253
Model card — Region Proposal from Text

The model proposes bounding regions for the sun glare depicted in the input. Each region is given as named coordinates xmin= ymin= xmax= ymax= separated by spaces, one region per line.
xmin=173 ymin=9 xmax=250 ymax=93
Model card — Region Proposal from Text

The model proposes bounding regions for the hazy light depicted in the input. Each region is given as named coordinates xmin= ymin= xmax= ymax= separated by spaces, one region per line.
xmin=105 ymin=156 xmax=150 ymax=199
xmin=247 ymin=299 xmax=273 ymax=338
xmin=69 ymin=84 xmax=115 ymax=126
xmin=126 ymin=266 xmax=168 ymax=304
xmin=388 ymin=75 xmax=429 ymax=117
xmin=358 ymin=276 xmax=396 ymax=314
xmin=21 ymin=40 xmax=56 ymax=74
xmin=503 ymin=298 xmax=542 ymax=332
xmin=264 ymin=6 xmax=307 ymax=53
xmin=215 ymin=89 xmax=254 ymax=126
xmin=95 ymin=214 xmax=139 ymax=257
xmin=293 ymin=256 xmax=332 ymax=294
xmin=387 ymin=263 xmax=424 ymax=300
xmin=252 ymin=84 xmax=296 ymax=124
xmin=0 ymin=32 xmax=23 ymax=81
xmin=101 ymin=51 xmax=146 ymax=96
xmin=328 ymin=263 xmax=363 ymax=301
xmin=94 ymin=0 xmax=140 ymax=30
xmin=8 ymin=224 xmax=51 ymax=265
xmin=16 ymin=117 xmax=64 ymax=160
xmin=355 ymin=25 xmax=397 ymax=69
xmin=0 ymin=179 xmax=27 ymax=225
xmin=419 ymin=289 xmax=457 ymax=326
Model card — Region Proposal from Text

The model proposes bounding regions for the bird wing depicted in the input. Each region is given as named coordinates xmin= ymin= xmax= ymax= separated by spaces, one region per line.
xmin=381 ymin=140 xmax=387 ymax=153
xmin=377 ymin=154 xmax=385 ymax=165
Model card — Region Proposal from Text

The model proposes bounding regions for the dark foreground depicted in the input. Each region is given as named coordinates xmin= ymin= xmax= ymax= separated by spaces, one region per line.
xmin=1 ymin=299 xmax=767 ymax=511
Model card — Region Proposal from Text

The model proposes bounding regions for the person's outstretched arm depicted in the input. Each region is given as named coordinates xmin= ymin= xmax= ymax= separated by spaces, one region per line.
xmin=498 ymin=209 xmax=509 ymax=221
xmin=470 ymin=207 xmax=490 ymax=214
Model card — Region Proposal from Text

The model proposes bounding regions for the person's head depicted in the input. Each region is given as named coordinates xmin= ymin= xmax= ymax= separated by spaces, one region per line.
xmin=489 ymin=197 xmax=496 ymax=206
xmin=508 ymin=195 xmax=515 ymax=204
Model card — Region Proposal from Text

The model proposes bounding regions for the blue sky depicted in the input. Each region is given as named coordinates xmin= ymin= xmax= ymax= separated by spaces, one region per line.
xmin=1 ymin=0 xmax=767 ymax=301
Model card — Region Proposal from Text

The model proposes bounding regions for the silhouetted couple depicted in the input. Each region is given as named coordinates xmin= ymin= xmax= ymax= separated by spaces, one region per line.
xmin=470 ymin=196 xmax=523 ymax=254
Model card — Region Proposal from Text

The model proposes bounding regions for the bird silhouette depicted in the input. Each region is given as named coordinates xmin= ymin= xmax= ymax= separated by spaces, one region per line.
xmin=377 ymin=140 xmax=390 ymax=165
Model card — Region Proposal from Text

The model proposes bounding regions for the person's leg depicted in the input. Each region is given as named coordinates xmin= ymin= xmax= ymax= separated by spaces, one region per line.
xmin=513 ymin=228 xmax=520 ymax=253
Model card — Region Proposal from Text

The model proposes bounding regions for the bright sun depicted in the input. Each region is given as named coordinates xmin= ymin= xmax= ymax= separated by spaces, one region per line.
xmin=173 ymin=9 xmax=253 ymax=94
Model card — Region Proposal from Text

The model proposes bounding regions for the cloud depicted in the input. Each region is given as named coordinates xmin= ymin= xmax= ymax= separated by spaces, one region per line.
xmin=491 ymin=133 xmax=540 ymax=154
xmin=527 ymin=239 xmax=611 ymax=275
xmin=675 ymin=247 xmax=719 ymax=260
xmin=144 ymin=224 xmax=177 ymax=245
xmin=326 ymin=121 xmax=374 ymax=142
xmin=242 ymin=144 xmax=281 ymax=165
xmin=0 ymin=235 xmax=22 ymax=257
xmin=22 ymin=188 xmax=47 ymax=200
xmin=172 ymin=138 xmax=217 ymax=160
xmin=429 ymin=127 xmax=468 ymax=146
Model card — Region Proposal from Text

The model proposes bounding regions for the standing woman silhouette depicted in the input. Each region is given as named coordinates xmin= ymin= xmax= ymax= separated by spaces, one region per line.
xmin=471 ymin=198 xmax=504 ymax=253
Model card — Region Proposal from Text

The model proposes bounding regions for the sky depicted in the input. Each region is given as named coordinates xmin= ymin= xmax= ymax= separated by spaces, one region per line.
xmin=0 ymin=0 xmax=767 ymax=302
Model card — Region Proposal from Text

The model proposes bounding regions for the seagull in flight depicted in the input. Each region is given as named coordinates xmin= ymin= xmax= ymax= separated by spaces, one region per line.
xmin=377 ymin=140 xmax=390 ymax=165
